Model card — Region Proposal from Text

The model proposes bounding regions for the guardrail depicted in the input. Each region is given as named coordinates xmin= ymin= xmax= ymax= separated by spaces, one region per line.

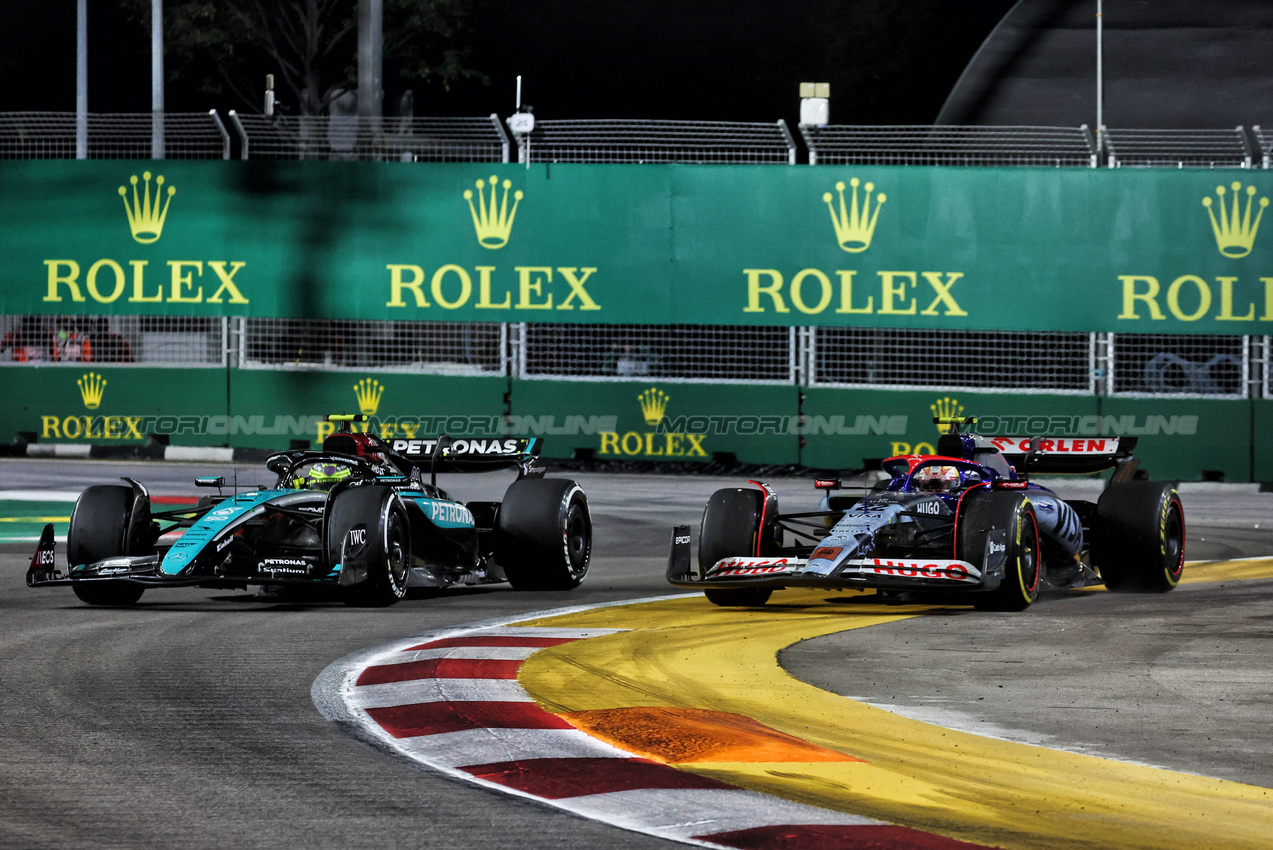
xmin=227 ymin=112 xmax=509 ymax=162
xmin=0 ymin=111 xmax=230 ymax=159
xmin=800 ymin=125 xmax=1098 ymax=167
xmin=1254 ymin=125 xmax=1271 ymax=170
xmin=5 ymin=113 xmax=1273 ymax=169
xmin=1103 ymin=126 xmax=1253 ymax=169
xmin=510 ymin=119 xmax=798 ymax=165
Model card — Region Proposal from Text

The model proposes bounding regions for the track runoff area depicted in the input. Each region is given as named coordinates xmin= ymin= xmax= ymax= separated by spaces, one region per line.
xmin=318 ymin=562 xmax=1273 ymax=850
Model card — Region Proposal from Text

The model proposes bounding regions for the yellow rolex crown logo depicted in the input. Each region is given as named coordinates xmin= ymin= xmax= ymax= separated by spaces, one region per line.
xmin=823 ymin=177 xmax=886 ymax=254
xmin=1203 ymin=181 xmax=1268 ymax=259
xmin=118 ymin=171 xmax=176 ymax=244
xmin=638 ymin=388 xmax=669 ymax=426
xmin=354 ymin=378 xmax=384 ymax=416
xmin=464 ymin=175 xmax=523 ymax=249
xmin=78 ymin=372 xmax=107 ymax=410
xmin=931 ymin=396 xmax=963 ymax=433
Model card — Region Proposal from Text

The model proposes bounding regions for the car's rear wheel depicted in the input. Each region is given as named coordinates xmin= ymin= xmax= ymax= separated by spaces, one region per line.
xmin=1094 ymin=482 xmax=1185 ymax=592
xmin=698 ymin=488 xmax=774 ymax=607
xmin=67 ymin=484 xmax=146 ymax=606
xmin=328 ymin=486 xmax=411 ymax=607
xmin=496 ymin=478 xmax=592 ymax=590
xmin=958 ymin=492 xmax=1041 ymax=612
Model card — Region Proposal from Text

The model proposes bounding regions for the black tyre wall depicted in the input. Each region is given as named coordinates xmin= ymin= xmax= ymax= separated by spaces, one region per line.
xmin=496 ymin=478 xmax=591 ymax=590
xmin=1094 ymin=482 xmax=1185 ymax=592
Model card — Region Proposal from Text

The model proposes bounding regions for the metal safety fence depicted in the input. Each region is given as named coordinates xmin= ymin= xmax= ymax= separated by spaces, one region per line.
xmin=228 ymin=113 xmax=509 ymax=162
xmin=0 ymin=111 xmax=230 ymax=160
xmin=805 ymin=328 xmax=1097 ymax=394
xmin=0 ymin=314 xmax=226 ymax=366
xmin=1103 ymin=126 xmax=1253 ymax=169
xmin=800 ymin=125 xmax=1099 ymax=167
xmin=1257 ymin=125 xmax=1272 ymax=170
xmin=5 ymin=113 xmax=1273 ymax=168
xmin=4 ymin=314 xmax=1267 ymax=400
xmin=1109 ymin=333 xmax=1248 ymax=397
xmin=511 ymin=119 xmax=798 ymax=165
xmin=516 ymin=323 xmax=798 ymax=383
xmin=235 ymin=317 xmax=506 ymax=375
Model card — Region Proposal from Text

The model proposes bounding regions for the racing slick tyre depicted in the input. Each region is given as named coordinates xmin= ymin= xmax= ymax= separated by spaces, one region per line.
xmin=66 ymin=484 xmax=146 ymax=606
xmin=958 ymin=492 xmax=1041 ymax=612
xmin=699 ymin=488 xmax=774 ymax=608
xmin=327 ymin=485 xmax=411 ymax=607
xmin=496 ymin=478 xmax=591 ymax=590
xmin=1093 ymin=482 xmax=1185 ymax=593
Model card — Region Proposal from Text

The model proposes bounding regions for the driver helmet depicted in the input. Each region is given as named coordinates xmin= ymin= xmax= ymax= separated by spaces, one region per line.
xmin=915 ymin=464 xmax=960 ymax=493
xmin=292 ymin=461 xmax=351 ymax=491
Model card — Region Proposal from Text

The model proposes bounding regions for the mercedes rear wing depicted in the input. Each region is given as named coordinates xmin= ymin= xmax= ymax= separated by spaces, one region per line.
xmin=389 ymin=436 xmax=545 ymax=477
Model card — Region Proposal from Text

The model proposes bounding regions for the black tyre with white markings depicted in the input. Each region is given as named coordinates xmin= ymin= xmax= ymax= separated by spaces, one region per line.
xmin=495 ymin=478 xmax=591 ymax=590
xmin=326 ymin=485 xmax=411 ymax=607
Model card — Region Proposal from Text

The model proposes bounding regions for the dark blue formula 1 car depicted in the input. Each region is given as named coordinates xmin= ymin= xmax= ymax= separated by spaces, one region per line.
xmin=28 ymin=415 xmax=592 ymax=607
xmin=667 ymin=417 xmax=1185 ymax=611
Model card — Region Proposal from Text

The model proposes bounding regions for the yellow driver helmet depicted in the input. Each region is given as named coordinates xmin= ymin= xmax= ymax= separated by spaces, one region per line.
xmin=292 ymin=461 xmax=352 ymax=491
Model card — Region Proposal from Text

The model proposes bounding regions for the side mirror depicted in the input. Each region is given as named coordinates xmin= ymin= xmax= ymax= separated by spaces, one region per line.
xmin=265 ymin=455 xmax=291 ymax=475
xmin=195 ymin=476 xmax=225 ymax=488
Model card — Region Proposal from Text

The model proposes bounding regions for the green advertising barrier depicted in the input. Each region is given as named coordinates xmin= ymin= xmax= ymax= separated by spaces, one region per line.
xmin=800 ymin=387 xmax=1250 ymax=481
xmin=0 ymin=364 xmax=228 ymax=446
xmin=2 ymin=161 xmax=1270 ymax=334
xmin=1253 ymin=401 xmax=1273 ymax=482
xmin=509 ymin=379 xmax=800 ymax=465
xmin=800 ymin=388 xmax=1099 ymax=470
xmin=1095 ymin=396 xmax=1251 ymax=482
xmin=225 ymin=369 xmax=508 ymax=450
xmin=0 ymin=364 xmax=508 ymax=452
xmin=0 ymin=362 xmax=1259 ymax=481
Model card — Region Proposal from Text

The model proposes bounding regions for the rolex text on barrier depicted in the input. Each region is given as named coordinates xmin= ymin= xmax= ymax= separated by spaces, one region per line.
xmin=0 ymin=162 xmax=1266 ymax=332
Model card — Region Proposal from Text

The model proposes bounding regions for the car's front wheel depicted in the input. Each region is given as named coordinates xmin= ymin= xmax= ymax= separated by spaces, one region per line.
xmin=698 ymin=487 xmax=774 ymax=608
xmin=958 ymin=492 xmax=1041 ymax=612
xmin=327 ymin=486 xmax=411 ymax=607
xmin=67 ymin=484 xmax=146 ymax=606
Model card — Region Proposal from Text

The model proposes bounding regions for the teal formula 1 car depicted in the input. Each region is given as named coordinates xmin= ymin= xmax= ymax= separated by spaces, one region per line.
xmin=27 ymin=415 xmax=591 ymax=607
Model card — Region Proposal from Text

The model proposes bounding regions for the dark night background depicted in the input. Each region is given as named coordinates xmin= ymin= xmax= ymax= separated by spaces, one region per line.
xmin=0 ymin=1 xmax=1018 ymax=126
xmin=3 ymin=2 xmax=1270 ymax=130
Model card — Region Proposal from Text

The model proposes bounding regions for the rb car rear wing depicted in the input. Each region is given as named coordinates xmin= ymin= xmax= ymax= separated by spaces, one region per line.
xmin=934 ymin=417 xmax=1140 ymax=479
xmin=989 ymin=435 xmax=1139 ymax=477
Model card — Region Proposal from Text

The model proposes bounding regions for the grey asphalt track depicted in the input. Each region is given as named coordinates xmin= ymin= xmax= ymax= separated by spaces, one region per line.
xmin=2 ymin=459 xmax=1272 ymax=849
